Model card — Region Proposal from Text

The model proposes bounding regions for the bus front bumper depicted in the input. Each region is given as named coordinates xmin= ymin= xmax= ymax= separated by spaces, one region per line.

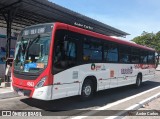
xmin=12 ymin=83 xmax=52 ymax=100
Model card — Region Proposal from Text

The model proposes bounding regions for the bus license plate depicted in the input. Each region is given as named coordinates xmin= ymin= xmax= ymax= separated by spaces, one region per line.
xmin=18 ymin=91 xmax=24 ymax=96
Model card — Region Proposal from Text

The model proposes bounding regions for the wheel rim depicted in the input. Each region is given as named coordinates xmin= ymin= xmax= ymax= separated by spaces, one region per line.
xmin=84 ymin=85 xmax=92 ymax=96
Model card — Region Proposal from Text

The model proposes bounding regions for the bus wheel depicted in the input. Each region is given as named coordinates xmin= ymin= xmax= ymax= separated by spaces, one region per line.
xmin=80 ymin=80 xmax=93 ymax=100
xmin=135 ymin=75 xmax=142 ymax=87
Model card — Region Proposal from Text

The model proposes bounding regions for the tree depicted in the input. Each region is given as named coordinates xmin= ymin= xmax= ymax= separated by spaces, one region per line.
xmin=132 ymin=31 xmax=160 ymax=67
xmin=132 ymin=31 xmax=155 ymax=48
xmin=154 ymin=31 xmax=160 ymax=52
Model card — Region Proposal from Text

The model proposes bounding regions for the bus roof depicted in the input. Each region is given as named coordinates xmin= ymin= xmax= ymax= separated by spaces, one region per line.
xmin=60 ymin=22 xmax=155 ymax=52
xmin=22 ymin=22 xmax=155 ymax=52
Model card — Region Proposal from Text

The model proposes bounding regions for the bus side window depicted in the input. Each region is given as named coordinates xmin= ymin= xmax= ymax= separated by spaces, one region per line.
xmin=53 ymin=30 xmax=78 ymax=75
xmin=83 ymin=37 xmax=102 ymax=62
xmin=131 ymin=48 xmax=140 ymax=64
xmin=119 ymin=46 xmax=131 ymax=63
xmin=140 ymin=50 xmax=148 ymax=64
xmin=64 ymin=40 xmax=76 ymax=59
xmin=148 ymin=52 xmax=155 ymax=64
xmin=104 ymin=43 xmax=118 ymax=62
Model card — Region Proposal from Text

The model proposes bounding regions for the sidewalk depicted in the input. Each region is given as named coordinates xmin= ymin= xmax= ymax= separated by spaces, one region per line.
xmin=0 ymin=82 xmax=19 ymax=99
xmin=123 ymin=94 xmax=160 ymax=119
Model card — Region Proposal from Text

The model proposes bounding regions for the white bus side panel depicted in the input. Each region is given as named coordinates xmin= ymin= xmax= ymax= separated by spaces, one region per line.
xmin=142 ymin=69 xmax=155 ymax=82
xmin=52 ymin=83 xmax=80 ymax=100
xmin=52 ymin=68 xmax=80 ymax=100
xmin=51 ymin=63 xmax=155 ymax=100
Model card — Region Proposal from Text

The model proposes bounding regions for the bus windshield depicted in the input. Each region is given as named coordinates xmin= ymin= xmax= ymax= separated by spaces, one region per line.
xmin=13 ymin=24 xmax=53 ymax=73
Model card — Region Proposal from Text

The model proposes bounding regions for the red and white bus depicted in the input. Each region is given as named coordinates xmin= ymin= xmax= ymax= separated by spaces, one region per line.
xmin=12 ymin=22 xmax=156 ymax=100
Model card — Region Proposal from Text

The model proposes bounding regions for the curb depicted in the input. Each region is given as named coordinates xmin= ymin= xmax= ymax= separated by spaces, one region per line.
xmin=0 ymin=91 xmax=13 ymax=94
xmin=111 ymin=92 xmax=160 ymax=119
xmin=0 ymin=91 xmax=19 ymax=100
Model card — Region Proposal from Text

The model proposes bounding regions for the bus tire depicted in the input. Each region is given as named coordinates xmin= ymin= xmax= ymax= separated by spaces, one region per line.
xmin=80 ymin=79 xmax=93 ymax=101
xmin=135 ymin=74 xmax=142 ymax=87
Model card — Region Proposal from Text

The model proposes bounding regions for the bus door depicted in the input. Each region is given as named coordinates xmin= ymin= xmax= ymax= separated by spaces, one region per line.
xmin=52 ymin=32 xmax=80 ymax=99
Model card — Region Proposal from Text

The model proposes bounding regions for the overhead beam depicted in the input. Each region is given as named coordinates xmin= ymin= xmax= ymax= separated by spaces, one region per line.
xmin=0 ymin=0 xmax=129 ymax=37
xmin=0 ymin=0 xmax=22 ymax=12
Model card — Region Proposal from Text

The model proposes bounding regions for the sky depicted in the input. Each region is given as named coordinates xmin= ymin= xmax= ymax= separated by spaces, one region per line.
xmin=49 ymin=0 xmax=160 ymax=41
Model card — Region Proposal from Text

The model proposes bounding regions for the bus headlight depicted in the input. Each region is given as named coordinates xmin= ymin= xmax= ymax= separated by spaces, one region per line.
xmin=35 ymin=76 xmax=47 ymax=88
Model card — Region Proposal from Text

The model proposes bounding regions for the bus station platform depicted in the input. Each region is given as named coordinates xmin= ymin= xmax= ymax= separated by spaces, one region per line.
xmin=0 ymin=82 xmax=19 ymax=99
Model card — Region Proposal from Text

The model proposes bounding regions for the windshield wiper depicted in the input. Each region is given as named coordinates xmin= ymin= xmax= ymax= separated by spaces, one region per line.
xmin=28 ymin=35 xmax=40 ymax=50
xmin=25 ymin=34 xmax=40 ymax=54
xmin=23 ymin=35 xmax=40 ymax=68
xmin=20 ymin=37 xmax=24 ymax=51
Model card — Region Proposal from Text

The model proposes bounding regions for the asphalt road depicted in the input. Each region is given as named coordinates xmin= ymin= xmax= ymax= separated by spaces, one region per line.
xmin=0 ymin=71 xmax=160 ymax=118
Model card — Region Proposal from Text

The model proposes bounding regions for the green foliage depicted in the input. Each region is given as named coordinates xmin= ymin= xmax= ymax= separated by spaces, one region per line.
xmin=132 ymin=31 xmax=160 ymax=53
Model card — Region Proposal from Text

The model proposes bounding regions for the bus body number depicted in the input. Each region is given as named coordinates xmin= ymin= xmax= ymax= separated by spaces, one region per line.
xmin=27 ymin=82 xmax=34 ymax=87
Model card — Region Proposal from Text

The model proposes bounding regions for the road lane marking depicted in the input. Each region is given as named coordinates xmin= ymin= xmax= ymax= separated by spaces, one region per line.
xmin=71 ymin=85 xmax=160 ymax=119
xmin=106 ymin=92 xmax=160 ymax=119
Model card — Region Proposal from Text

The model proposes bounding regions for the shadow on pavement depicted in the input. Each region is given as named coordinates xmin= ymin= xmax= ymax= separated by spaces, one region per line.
xmin=20 ymin=81 xmax=160 ymax=112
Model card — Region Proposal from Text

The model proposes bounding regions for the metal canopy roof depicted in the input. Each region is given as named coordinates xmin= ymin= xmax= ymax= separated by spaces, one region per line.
xmin=0 ymin=0 xmax=129 ymax=37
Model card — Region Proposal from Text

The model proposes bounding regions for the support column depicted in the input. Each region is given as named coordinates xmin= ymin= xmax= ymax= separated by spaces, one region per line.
xmin=2 ymin=9 xmax=18 ymax=86
xmin=6 ymin=10 xmax=12 ymax=59
xmin=3 ymin=10 xmax=13 ymax=86
xmin=0 ymin=0 xmax=21 ymax=87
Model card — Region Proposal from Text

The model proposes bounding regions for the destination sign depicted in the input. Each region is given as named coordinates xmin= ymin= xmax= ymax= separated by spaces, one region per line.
xmin=21 ymin=24 xmax=53 ymax=36
xmin=24 ymin=28 xmax=45 ymax=36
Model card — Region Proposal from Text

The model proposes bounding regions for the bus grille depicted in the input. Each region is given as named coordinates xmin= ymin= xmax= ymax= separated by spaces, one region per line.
xmin=13 ymin=86 xmax=32 ymax=97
